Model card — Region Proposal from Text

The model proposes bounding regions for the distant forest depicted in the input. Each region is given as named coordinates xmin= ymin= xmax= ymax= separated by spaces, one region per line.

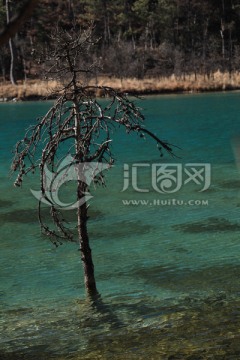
xmin=1 ymin=0 xmax=240 ymax=82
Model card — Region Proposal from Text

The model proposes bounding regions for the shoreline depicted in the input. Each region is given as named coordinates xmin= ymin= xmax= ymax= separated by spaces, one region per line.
xmin=1 ymin=71 xmax=240 ymax=101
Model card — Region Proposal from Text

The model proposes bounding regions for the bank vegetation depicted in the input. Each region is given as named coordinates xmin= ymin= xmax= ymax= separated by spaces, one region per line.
xmin=1 ymin=1 xmax=240 ymax=99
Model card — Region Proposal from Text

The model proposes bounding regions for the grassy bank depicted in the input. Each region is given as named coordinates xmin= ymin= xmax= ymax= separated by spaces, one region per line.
xmin=1 ymin=71 xmax=240 ymax=101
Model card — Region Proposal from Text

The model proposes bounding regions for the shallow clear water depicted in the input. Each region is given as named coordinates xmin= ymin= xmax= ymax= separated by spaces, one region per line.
xmin=1 ymin=93 xmax=240 ymax=359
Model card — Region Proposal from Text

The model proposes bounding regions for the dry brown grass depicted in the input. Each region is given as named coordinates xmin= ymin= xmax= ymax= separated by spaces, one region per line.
xmin=0 ymin=79 xmax=60 ymax=100
xmin=92 ymin=71 xmax=240 ymax=94
xmin=1 ymin=71 xmax=240 ymax=101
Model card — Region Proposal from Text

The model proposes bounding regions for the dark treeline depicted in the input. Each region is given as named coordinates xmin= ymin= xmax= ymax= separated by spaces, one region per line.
xmin=1 ymin=0 xmax=240 ymax=82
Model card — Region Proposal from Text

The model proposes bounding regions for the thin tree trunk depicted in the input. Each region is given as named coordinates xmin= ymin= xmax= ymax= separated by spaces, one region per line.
xmin=229 ymin=27 xmax=233 ymax=78
xmin=77 ymin=198 xmax=98 ymax=297
xmin=20 ymin=45 xmax=27 ymax=81
xmin=9 ymin=38 xmax=17 ymax=85
xmin=0 ymin=55 xmax=6 ymax=81
xmin=74 ymin=100 xmax=98 ymax=298
xmin=221 ymin=0 xmax=226 ymax=60
xmin=220 ymin=19 xmax=225 ymax=60
xmin=202 ymin=19 xmax=209 ymax=79
xmin=6 ymin=0 xmax=17 ymax=85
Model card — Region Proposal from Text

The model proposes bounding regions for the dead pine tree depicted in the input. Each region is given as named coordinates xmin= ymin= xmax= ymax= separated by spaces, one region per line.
xmin=11 ymin=27 xmax=175 ymax=299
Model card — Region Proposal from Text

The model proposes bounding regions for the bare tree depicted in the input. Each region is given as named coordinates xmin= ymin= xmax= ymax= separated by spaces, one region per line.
xmin=11 ymin=27 xmax=174 ymax=298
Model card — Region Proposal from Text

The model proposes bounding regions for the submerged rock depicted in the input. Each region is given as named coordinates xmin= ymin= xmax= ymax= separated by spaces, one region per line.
xmin=218 ymin=179 xmax=240 ymax=190
xmin=0 ymin=199 xmax=14 ymax=208
xmin=0 ymin=207 xmax=103 ymax=225
xmin=173 ymin=217 xmax=240 ymax=233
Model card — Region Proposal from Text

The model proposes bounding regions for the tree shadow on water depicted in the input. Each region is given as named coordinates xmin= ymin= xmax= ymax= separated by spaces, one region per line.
xmin=76 ymin=293 xmax=125 ymax=331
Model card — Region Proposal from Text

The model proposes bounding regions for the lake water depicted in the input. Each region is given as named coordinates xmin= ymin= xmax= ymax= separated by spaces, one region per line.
xmin=1 ymin=92 xmax=240 ymax=359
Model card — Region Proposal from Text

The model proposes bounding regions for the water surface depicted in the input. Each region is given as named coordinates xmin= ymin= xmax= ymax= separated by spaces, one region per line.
xmin=1 ymin=93 xmax=240 ymax=359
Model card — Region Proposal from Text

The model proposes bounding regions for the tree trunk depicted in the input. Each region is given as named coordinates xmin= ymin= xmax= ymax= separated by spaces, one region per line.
xmin=74 ymin=100 xmax=98 ymax=298
xmin=20 ymin=45 xmax=27 ymax=81
xmin=0 ymin=55 xmax=6 ymax=82
xmin=6 ymin=0 xmax=17 ymax=85
xmin=220 ymin=19 xmax=225 ymax=60
xmin=9 ymin=38 xmax=17 ymax=85
xmin=202 ymin=19 xmax=209 ymax=79
xmin=221 ymin=0 xmax=226 ymax=60
xmin=77 ymin=195 xmax=98 ymax=297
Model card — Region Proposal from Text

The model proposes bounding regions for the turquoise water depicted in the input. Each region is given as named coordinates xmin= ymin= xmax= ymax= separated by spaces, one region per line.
xmin=1 ymin=93 xmax=240 ymax=359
